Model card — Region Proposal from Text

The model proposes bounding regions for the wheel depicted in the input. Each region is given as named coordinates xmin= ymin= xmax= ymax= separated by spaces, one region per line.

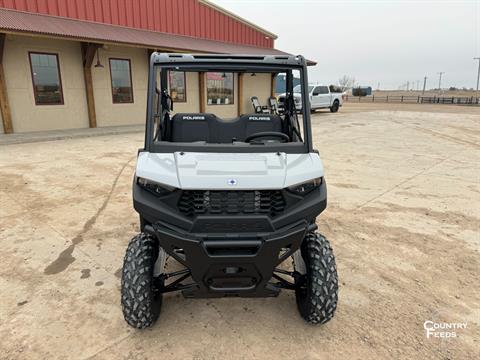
xmin=121 ymin=232 xmax=165 ymax=329
xmin=330 ymin=100 xmax=339 ymax=113
xmin=293 ymin=232 xmax=338 ymax=324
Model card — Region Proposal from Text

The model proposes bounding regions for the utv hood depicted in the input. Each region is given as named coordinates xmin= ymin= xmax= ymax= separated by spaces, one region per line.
xmin=136 ymin=152 xmax=324 ymax=190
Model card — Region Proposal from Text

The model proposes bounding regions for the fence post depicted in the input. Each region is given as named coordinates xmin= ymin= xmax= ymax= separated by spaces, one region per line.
xmin=401 ymin=95 xmax=403 ymax=103
xmin=372 ymin=95 xmax=374 ymax=102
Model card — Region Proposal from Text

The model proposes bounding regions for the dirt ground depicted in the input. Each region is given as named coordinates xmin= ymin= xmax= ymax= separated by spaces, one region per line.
xmin=339 ymin=102 xmax=480 ymax=115
xmin=0 ymin=103 xmax=479 ymax=359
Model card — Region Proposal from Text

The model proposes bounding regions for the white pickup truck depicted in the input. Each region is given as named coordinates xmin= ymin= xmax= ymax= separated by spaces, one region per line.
xmin=278 ymin=84 xmax=343 ymax=113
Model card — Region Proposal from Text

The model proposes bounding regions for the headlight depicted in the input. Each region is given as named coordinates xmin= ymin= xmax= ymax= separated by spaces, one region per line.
xmin=287 ymin=177 xmax=322 ymax=195
xmin=137 ymin=177 xmax=176 ymax=196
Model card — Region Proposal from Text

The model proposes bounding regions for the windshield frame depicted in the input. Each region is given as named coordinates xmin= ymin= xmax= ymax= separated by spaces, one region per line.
xmin=144 ymin=54 xmax=313 ymax=154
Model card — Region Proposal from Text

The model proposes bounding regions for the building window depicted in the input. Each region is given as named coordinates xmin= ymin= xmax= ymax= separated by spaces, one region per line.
xmin=29 ymin=52 xmax=64 ymax=105
xmin=109 ymin=58 xmax=134 ymax=103
xmin=169 ymin=71 xmax=186 ymax=102
xmin=206 ymin=72 xmax=234 ymax=105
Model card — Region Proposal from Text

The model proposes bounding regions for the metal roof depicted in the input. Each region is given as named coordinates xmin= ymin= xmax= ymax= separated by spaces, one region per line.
xmin=198 ymin=0 xmax=277 ymax=39
xmin=0 ymin=8 xmax=288 ymax=55
xmin=0 ymin=0 xmax=276 ymax=48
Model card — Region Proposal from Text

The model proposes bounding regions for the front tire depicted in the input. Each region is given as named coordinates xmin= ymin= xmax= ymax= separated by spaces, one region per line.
xmin=294 ymin=232 xmax=338 ymax=324
xmin=330 ymin=100 xmax=339 ymax=113
xmin=121 ymin=233 xmax=163 ymax=329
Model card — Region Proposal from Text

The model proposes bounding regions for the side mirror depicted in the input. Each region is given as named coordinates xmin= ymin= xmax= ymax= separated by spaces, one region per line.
xmin=313 ymin=92 xmax=319 ymax=96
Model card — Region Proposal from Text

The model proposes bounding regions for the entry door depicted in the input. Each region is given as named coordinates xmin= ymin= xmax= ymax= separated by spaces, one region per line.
xmin=311 ymin=86 xmax=323 ymax=108
xmin=316 ymin=86 xmax=330 ymax=107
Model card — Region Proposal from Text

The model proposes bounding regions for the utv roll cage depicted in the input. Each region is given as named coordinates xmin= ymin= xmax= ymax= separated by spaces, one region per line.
xmin=144 ymin=53 xmax=314 ymax=154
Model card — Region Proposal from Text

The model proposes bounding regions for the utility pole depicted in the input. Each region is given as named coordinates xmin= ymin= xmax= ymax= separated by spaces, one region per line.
xmin=437 ymin=72 xmax=444 ymax=91
xmin=406 ymin=81 xmax=409 ymax=91
xmin=422 ymin=76 xmax=427 ymax=95
xmin=416 ymin=80 xmax=420 ymax=91
xmin=474 ymin=57 xmax=480 ymax=93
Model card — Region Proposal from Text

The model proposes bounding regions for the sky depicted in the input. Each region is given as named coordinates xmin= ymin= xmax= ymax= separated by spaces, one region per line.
xmin=210 ymin=0 xmax=480 ymax=90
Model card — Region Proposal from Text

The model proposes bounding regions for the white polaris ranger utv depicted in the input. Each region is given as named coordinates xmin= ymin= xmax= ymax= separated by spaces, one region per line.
xmin=121 ymin=53 xmax=338 ymax=328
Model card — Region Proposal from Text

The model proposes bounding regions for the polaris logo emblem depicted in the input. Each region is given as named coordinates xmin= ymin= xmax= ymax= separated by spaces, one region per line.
xmin=182 ymin=115 xmax=205 ymax=120
xmin=227 ymin=179 xmax=237 ymax=186
xmin=248 ymin=116 xmax=270 ymax=121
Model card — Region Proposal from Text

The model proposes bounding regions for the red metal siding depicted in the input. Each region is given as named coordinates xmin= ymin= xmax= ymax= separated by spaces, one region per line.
xmin=0 ymin=8 xmax=289 ymax=55
xmin=0 ymin=0 xmax=274 ymax=47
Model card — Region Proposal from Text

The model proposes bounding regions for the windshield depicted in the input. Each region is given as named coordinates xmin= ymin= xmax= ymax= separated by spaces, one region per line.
xmin=145 ymin=59 xmax=312 ymax=154
xmin=294 ymin=84 xmax=313 ymax=93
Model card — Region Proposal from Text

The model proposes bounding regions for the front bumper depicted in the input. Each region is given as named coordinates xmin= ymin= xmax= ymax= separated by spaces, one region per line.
xmin=146 ymin=220 xmax=314 ymax=297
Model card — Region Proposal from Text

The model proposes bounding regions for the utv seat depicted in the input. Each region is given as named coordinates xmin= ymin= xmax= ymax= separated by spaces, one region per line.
xmin=170 ymin=113 xmax=283 ymax=143
xmin=170 ymin=113 xmax=216 ymax=143
xmin=242 ymin=114 xmax=283 ymax=140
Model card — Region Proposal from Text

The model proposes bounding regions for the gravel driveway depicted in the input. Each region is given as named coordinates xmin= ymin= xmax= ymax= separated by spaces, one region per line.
xmin=0 ymin=105 xmax=478 ymax=359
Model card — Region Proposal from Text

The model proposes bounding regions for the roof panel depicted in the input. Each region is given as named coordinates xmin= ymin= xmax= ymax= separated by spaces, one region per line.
xmin=0 ymin=0 xmax=276 ymax=47
xmin=0 ymin=8 xmax=289 ymax=55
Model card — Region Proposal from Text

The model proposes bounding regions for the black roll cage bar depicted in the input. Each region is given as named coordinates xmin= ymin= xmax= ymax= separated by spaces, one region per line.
xmin=144 ymin=53 xmax=313 ymax=154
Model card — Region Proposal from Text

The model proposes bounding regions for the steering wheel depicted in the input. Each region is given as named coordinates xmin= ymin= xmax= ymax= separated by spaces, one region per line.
xmin=245 ymin=131 xmax=290 ymax=143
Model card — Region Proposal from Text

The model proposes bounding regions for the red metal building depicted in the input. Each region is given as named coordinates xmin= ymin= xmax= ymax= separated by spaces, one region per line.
xmin=0 ymin=0 xmax=278 ymax=50
xmin=0 ymin=0 xmax=276 ymax=47
xmin=0 ymin=0 xmax=288 ymax=134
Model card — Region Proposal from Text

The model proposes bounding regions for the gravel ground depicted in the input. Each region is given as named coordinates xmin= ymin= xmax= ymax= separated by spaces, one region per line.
xmin=0 ymin=104 xmax=478 ymax=359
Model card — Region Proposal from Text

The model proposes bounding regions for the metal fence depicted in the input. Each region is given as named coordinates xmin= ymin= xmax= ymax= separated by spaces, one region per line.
xmin=344 ymin=95 xmax=480 ymax=105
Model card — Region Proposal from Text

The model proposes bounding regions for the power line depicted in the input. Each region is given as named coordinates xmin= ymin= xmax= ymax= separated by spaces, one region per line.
xmin=474 ymin=57 xmax=480 ymax=93
xmin=437 ymin=72 xmax=444 ymax=91
xmin=422 ymin=76 xmax=427 ymax=95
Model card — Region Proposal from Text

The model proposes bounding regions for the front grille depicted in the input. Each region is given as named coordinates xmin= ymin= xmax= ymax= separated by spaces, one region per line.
xmin=178 ymin=190 xmax=286 ymax=217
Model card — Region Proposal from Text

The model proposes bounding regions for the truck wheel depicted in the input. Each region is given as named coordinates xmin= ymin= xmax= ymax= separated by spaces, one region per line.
xmin=294 ymin=232 xmax=338 ymax=325
xmin=121 ymin=232 xmax=163 ymax=329
xmin=330 ymin=100 xmax=339 ymax=113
